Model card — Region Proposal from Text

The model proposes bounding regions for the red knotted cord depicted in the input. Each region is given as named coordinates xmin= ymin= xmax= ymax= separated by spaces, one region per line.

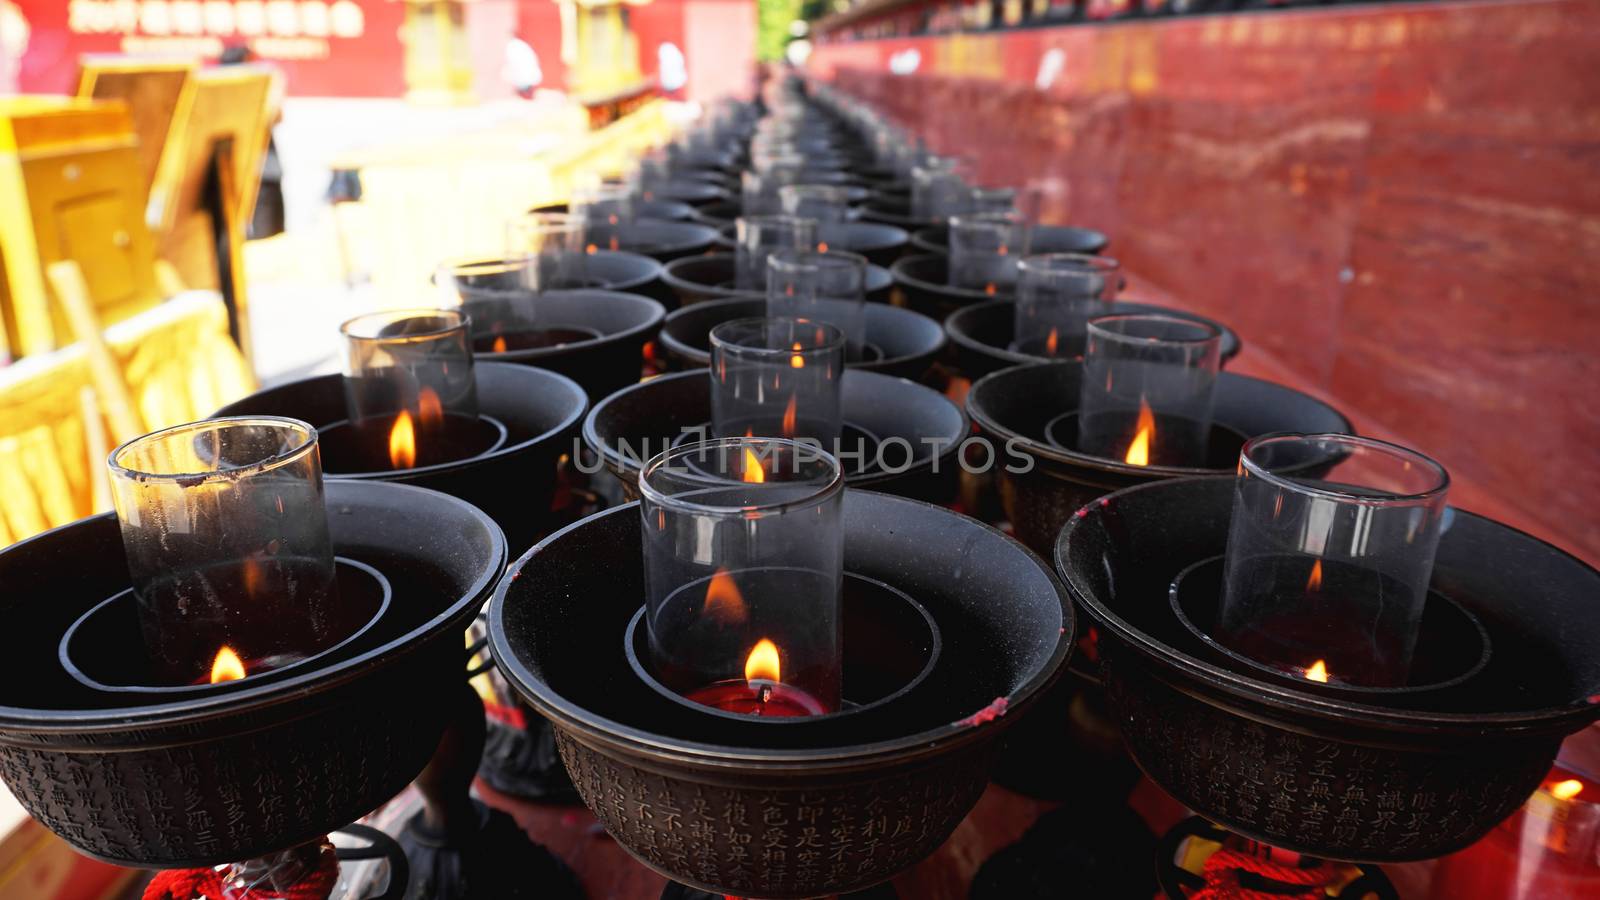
xmin=144 ymin=847 xmax=338 ymax=900
xmin=1189 ymin=846 xmax=1337 ymax=900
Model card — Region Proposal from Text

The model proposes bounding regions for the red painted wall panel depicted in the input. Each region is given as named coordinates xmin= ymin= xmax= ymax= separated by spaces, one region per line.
xmin=811 ymin=1 xmax=1600 ymax=564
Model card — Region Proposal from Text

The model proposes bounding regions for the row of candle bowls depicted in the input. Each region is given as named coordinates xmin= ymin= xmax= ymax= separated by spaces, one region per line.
xmin=0 ymin=75 xmax=1595 ymax=900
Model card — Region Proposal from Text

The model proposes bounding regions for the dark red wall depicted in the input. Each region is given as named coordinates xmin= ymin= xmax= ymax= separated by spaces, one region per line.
xmin=811 ymin=0 xmax=1600 ymax=565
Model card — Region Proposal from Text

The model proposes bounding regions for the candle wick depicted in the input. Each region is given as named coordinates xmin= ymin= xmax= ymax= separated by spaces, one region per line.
xmin=757 ymin=683 xmax=773 ymax=704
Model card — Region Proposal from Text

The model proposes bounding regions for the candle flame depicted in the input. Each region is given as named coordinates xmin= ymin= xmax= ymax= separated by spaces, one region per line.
xmin=1045 ymin=327 xmax=1059 ymax=356
xmin=586 ymin=243 xmax=598 ymax=254
xmin=1550 ymin=779 xmax=1584 ymax=801
xmin=1305 ymin=659 xmax=1330 ymax=683
xmin=984 ymin=282 xmax=997 ymax=296
xmin=702 ymin=568 xmax=748 ymax=624
xmin=210 ymin=646 xmax=246 ymax=684
xmin=744 ymin=638 xmax=781 ymax=683
xmin=741 ymin=446 xmax=765 ymax=483
xmin=817 ymin=241 xmax=829 ymax=253
xmin=492 ymin=335 xmax=508 ymax=353
xmin=1307 ymin=559 xmax=1323 ymax=592
xmin=417 ymin=387 xmax=444 ymax=429
xmin=389 ymin=410 xmax=417 ymax=469
xmin=609 ymin=236 xmax=620 ymax=252
xmin=781 ymin=394 xmax=798 ymax=437
xmin=790 ymin=342 xmax=805 ymax=369
xmin=1124 ymin=399 xmax=1156 ymax=466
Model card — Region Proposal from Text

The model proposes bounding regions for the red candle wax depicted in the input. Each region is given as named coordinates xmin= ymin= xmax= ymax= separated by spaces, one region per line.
xmin=1429 ymin=767 xmax=1600 ymax=900
xmin=683 ymin=679 xmax=828 ymax=718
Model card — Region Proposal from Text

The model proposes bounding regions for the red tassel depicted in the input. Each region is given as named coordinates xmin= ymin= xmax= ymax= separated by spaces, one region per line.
xmin=144 ymin=845 xmax=338 ymax=900
xmin=1189 ymin=847 xmax=1336 ymax=900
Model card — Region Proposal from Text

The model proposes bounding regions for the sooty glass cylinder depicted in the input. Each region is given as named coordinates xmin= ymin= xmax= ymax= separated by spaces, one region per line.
xmin=735 ymin=214 xmax=818 ymax=291
xmin=570 ymin=178 xmax=636 ymax=227
xmin=1012 ymin=253 xmax=1123 ymax=357
xmin=108 ymin=417 xmax=340 ymax=686
xmin=709 ymin=316 xmax=845 ymax=447
xmin=1077 ymin=314 xmax=1221 ymax=467
xmin=1218 ymin=434 xmax=1450 ymax=688
xmin=639 ymin=437 xmax=844 ymax=716
xmin=911 ymin=158 xmax=969 ymax=221
xmin=340 ymin=308 xmax=479 ymax=428
xmin=766 ymin=248 xmax=867 ymax=358
xmin=741 ymin=169 xmax=793 ymax=217
xmin=506 ymin=212 xmax=587 ymax=291
xmin=968 ymin=186 xmax=1016 ymax=215
xmin=780 ymin=184 xmax=852 ymax=224
xmin=947 ymin=213 xmax=1028 ymax=293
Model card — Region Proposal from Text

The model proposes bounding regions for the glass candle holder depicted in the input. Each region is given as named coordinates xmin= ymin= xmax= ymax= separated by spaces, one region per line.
xmin=570 ymin=178 xmax=635 ymax=227
xmin=340 ymin=309 xmax=480 ymax=470
xmin=911 ymin=158 xmax=969 ymax=220
xmin=709 ymin=316 xmax=844 ymax=446
xmin=1012 ymin=253 xmax=1123 ymax=357
xmin=779 ymin=184 xmax=852 ymax=224
xmin=766 ymin=248 xmax=868 ymax=359
xmin=1077 ymin=314 xmax=1221 ymax=467
xmin=1217 ymin=434 xmax=1451 ymax=688
xmin=735 ymin=214 xmax=818 ymax=290
xmin=108 ymin=417 xmax=340 ymax=686
xmin=968 ymin=186 xmax=1017 ymax=215
xmin=640 ymin=437 xmax=844 ymax=716
xmin=506 ymin=212 xmax=587 ymax=291
xmin=947 ymin=212 xmax=1029 ymax=293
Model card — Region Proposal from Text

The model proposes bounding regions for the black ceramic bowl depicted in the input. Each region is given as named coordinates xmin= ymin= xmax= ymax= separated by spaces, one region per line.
xmin=1057 ymin=475 xmax=1600 ymax=862
xmin=890 ymin=254 xmax=1010 ymax=322
xmin=644 ymin=180 xmax=727 ymax=207
xmin=688 ymin=199 xmax=742 ymax=230
xmin=214 ymin=363 xmax=587 ymax=552
xmin=463 ymin=290 xmax=665 ymax=403
xmin=584 ymin=221 xmax=720 ymax=263
xmin=910 ymin=224 xmax=1108 ymax=257
xmin=489 ymin=490 xmax=1074 ymax=897
xmin=966 ymin=362 xmax=1352 ymax=558
xmin=583 ymin=369 xmax=966 ymax=503
xmin=818 ymin=221 xmax=910 ymax=268
xmin=713 ymin=221 xmax=907 ymax=266
xmin=661 ymin=253 xmax=894 ymax=307
xmin=657 ymin=297 xmax=945 ymax=381
xmin=530 ymin=199 xmax=697 ymax=222
xmin=583 ymin=249 xmax=674 ymax=308
xmin=860 ymin=195 xmax=936 ymax=230
xmin=0 ymin=480 xmax=506 ymax=867
xmin=945 ymin=299 xmax=1242 ymax=380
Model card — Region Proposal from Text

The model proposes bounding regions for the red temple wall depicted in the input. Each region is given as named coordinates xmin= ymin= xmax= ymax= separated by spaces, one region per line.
xmin=811 ymin=0 xmax=1600 ymax=565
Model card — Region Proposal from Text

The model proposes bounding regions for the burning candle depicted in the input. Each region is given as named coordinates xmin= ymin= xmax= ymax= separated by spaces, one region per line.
xmin=947 ymin=212 xmax=1029 ymax=293
xmin=735 ymin=214 xmax=818 ymax=290
xmin=1011 ymin=253 xmax=1123 ymax=358
xmin=505 ymin=211 xmax=587 ymax=291
xmin=340 ymin=309 xmax=478 ymax=469
xmin=639 ymin=437 xmax=844 ymax=715
xmin=765 ymin=248 xmax=868 ymax=358
xmin=709 ymin=316 xmax=845 ymax=447
xmin=1217 ymin=434 xmax=1450 ymax=687
xmin=779 ymin=183 xmax=853 ymax=224
xmin=1076 ymin=313 xmax=1221 ymax=467
xmin=107 ymin=417 xmax=341 ymax=686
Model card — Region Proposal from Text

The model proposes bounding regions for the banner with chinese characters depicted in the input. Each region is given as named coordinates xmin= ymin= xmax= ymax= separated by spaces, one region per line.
xmin=12 ymin=1 xmax=407 ymax=97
